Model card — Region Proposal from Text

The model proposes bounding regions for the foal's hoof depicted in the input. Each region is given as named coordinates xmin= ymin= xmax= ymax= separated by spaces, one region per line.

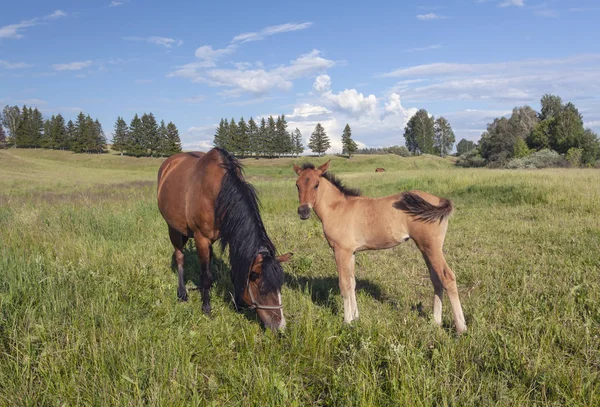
xmin=177 ymin=290 xmax=188 ymax=302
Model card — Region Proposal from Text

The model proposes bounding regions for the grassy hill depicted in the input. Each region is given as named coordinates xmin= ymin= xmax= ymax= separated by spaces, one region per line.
xmin=1 ymin=148 xmax=599 ymax=405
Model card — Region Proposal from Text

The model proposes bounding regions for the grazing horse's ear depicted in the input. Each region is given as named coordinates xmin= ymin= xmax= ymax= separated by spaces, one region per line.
xmin=276 ymin=252 xmax=293 ymax=263
xmin=293 ymin=164 xmax=302 ymax=175
xmin=317 ymin=160 xmax=331 ymax=175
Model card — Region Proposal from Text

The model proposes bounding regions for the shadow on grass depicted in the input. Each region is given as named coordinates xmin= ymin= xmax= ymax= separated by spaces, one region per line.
xmin=169 ymin=243 xmax=264 ymax=326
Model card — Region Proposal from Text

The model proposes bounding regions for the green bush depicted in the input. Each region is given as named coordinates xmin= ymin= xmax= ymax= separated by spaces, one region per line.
xmin=505 ymin=149 xmax=565 ymax=169
xmin=456 ymin=150 xmax=486 ymax=167
xmin=566 ymin=147 xmax=583 ymax=168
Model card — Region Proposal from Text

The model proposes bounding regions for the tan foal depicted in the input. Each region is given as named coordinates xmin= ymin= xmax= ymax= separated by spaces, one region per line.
xmin=293 ymin=161 xmax=467 ymax=334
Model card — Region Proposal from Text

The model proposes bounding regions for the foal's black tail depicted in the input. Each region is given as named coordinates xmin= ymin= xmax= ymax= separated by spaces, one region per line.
xmin=393 ymin=191 xmax=453 ymax=223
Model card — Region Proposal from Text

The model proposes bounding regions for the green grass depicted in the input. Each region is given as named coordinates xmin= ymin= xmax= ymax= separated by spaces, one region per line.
xmin=0 ymin=148 xmax=599 ymax=406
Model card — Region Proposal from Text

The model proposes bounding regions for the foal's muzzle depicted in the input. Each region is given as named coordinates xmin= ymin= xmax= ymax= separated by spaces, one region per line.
xmin=298 ymin=205 xmax=311 ymax=220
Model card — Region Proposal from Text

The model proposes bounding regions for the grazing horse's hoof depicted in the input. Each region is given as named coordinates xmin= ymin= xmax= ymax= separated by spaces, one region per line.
xmin=202 ymin=304 xmax=211 ymax=315
xmin=177 ymin=290 xmax=188 ymax=302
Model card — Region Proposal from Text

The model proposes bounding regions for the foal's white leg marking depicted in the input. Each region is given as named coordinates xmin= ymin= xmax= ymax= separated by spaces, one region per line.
xmin=350 ymin=254 xmax=359 ymax=321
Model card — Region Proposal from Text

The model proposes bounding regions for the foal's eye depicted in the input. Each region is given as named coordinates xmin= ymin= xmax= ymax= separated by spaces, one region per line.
xmin=314 ymin=182 xmax=319 ymax=189
xmin=249 ymin=272 xmax=260 ymax=282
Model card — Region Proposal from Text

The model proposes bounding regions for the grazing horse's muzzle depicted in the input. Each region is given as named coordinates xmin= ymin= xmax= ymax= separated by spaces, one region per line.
xmin=298 ymin=205 xmax=311 ymax=220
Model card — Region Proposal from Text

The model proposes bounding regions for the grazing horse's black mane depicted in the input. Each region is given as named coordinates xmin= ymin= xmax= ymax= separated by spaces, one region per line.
xmin=301 ymin=163 xmax=361 ymax=197
xmin=215 ymin=148 xmax=284 ymax=301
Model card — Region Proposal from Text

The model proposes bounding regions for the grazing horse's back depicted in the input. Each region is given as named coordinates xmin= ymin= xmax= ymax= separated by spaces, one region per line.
xmin=157 ymin=150 xmax=224 ymax=239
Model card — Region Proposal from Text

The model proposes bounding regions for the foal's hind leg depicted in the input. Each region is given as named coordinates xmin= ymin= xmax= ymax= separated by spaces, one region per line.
xmin=194 ymin=234 xmax=213 ymax=315
xmin=421 ymin=248 xmax=467 ymax=334
xmin=169 ymin=227 xmax=189 ymax=301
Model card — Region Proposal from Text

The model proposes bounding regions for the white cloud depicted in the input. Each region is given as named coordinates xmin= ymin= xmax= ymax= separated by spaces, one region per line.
xmin=313 ymin=74 xmax=331 ymax=93
xmin=109 ymin=1 xmax=124 ymax=6
xmin=194 ymin=45 xmax=237 ymax=67
xmin=584 ymin=120 xmax=600 ymax=128
xmin=381 ymin=54 xmax=600 ymax=78
xmin=170 ymin=49 xmax=334 ymax=96
xmin=499 ymin=0 xmax=524 ymax=7
xmin=404 ymin=44 xmax=442 ymax=52
xmin=232 ymin=22 xmax=313 ymax=43
xmin=0 ymin=60 xmax=33 ymax=69
xmin=416 ymin=13 xmax=447 ymax=20
xmin=124 ymin=36 xmax=183 ymax=48
xmin=0 ymin=10 xmax=67 ymax=39
xmin=324 ymin=89 xmax=378 ymax=116
xmin=288 ymin=104 xmax=331 ymax=118
xmin=52 ymin=60 xmax=93 ymax=71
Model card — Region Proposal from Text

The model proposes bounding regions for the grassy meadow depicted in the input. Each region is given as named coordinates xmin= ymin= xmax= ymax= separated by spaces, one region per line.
xmin=0 ymin=148 xmax=599 ymax=406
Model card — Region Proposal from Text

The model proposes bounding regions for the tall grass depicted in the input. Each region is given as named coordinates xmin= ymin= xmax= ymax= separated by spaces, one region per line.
xmin=0 ymin=149 xmax=598 ymax=405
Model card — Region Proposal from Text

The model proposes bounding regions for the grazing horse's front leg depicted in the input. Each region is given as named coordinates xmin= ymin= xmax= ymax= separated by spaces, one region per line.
xmin=334 ymin=248 xmax=358 ymax=323
xmin=194 ymin=234 xmax=213 ymax=315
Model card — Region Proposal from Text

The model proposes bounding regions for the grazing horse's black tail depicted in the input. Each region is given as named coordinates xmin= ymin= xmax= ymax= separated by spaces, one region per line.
xmin=214 ymin=148 xmax=282 ymax=301
xmin=393 ymin=191 xmax=454 ymax=223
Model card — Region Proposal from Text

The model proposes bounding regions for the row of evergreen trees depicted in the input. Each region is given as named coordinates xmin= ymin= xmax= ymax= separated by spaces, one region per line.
xmin=0 ymin=105 xmax=182 ymax=157
xmin=111 ymin=113 xmax=181 ymax=157
xmin=1 ymin=105 xmax=106 ymax=153
xmin=214 ymin=115 xmax=304 ymax=157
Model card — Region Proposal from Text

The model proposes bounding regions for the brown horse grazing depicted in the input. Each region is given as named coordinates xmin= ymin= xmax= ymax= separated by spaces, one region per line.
xmin=293 ymin=161 xmax=467 ymax=334
xmin=375 ymin=167 xmax=386 ymax=172
xmin=157 ymin=148 xmax=292 ymax=330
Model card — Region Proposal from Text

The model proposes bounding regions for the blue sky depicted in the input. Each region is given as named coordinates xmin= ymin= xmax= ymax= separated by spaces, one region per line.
xmin=1 ymin=0 xmax=599 ymax=152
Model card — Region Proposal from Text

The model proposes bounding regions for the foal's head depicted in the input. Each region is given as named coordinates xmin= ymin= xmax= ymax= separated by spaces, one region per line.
xmin=242 ymin=251 xmax=293 ymax=330
xmin=292 ymin=161 xmax=330 ymax=220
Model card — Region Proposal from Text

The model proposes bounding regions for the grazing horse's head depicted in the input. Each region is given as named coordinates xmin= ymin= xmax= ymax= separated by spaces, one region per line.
xmin=292 ymin=160 xmax=330 ymax=220
xmin=242 ymin=251 xmax=293 ymax=330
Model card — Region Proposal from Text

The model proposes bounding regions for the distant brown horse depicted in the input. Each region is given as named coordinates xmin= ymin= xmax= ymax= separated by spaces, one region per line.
xmin=375 ymin=168 xmax=386 ymax=172
xmin=293 ymin=161 xmax=466 ymax=334
xmin=158 ymin=148 xmax=292 ymax=330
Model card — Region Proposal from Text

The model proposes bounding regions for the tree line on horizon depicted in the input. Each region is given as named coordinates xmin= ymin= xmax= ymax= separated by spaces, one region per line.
xmin=111 ymin=113 xmax=182 ymax=157
xmin=212 ymin=116 xmax=361 ymax=158
xmin=403 ymin=112 xmax=457 ymax=157
xmin=0 ymin=105 xmax=182 ymax=157
xmin=1 ymin=105 xmax=106 ymax=153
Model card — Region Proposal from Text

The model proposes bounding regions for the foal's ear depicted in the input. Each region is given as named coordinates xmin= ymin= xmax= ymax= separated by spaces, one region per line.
xmin=276 ymin=252 xmax=293 ymax=263
xmin=293 ymin=164 xmax=302 ymax=175
xmin=317 ymin=160 xmax=331 ymax=175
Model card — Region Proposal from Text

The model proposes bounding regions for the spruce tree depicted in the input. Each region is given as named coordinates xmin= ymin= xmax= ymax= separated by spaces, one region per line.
xmin=258 ymin=117 xmax=267 ymax=157
xmin=141 ymin=113 xmax=160 ymax=156
xmin=227 ymin=118 xmax=238 ymax=153
xmin=112 ymin=116 xmax=129 ymax=155
xmin=52 ymin=114 xmax=67 ymax=150
xmin=274 ymin=115 xmax=291 ymax=157
xmin=65 ymin=120 xmax=76 ymax=151
xmin=308 ymin=123 xmax=330 ymax=156
xmin=237 ymin=117 xmax=250 ymax=157
xmin=41 ymin=118 xmax=53 ymax=149
xmin=71 ymin=112 xmax=87 ymax=153
xmin=341 ymin=124 xmax=357 ymax=158
xmin=247 ymin=117 xmax=258 ymax=157
xmin=157 ymin=120 xmax=168 ymax=156
xmin=164 ymin=122 xmax=182 ymax=156
xmin=94 ymin=119 xmax=107 ymax=153
xmin=127 ymin=114 xmax=145 ymax=157
xmin=291 ymin=128 xmax=304 ymax=157
xmin=31 ymin=108 xmax=44 ymax=148
xmin=15 ymin=106 xmax=30 ymax=148
xmin=214 ymin=118 xmax=228 ymax=149
xmin=266 ymin=116 xmax=276 ymax=157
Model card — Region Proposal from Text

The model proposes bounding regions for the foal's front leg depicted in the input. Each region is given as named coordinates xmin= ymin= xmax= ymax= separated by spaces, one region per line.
xmin=334 ymin=248 xmax=358 ymax=323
